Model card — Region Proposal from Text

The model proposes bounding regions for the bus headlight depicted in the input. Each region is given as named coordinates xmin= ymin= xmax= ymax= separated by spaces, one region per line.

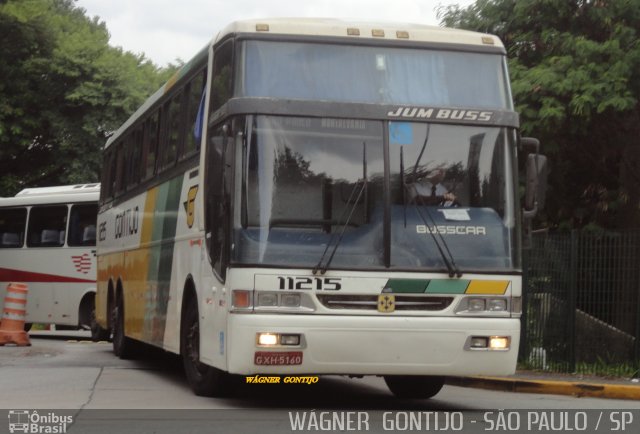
xmin=466 ymin=335 xmax=510 ymax=351
xmin=280 ymin=334 xmax=301 ymax=345
xmin=256 ymin=333 xmax=301 ymax=346
xmin=489 ymin=336 xmax=510 ymax=350
xmin=281 ymin=293 xmax=301 ymax=307
xmin=257 ymin=333 xmax=279 ymax=346
xmin=488 ymin=298 xmax=508 ymax=312
xmin=235 ymin=291 xmax=314 ymax=313
xmin=254 ymin=292 xmax=304 ymax=310
xmin=468 ymin=298 xmax=486 ymax=311
xmin=455 ymin=296 xmax=510 ymax=315
xmin=470 ymin=337 xmax=488 ymax=349
xmin=257 ymin=293 xmax=278 ymax=307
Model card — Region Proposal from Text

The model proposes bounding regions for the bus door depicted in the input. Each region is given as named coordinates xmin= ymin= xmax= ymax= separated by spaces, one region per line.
xmin=24 ymin=205 xmax=68 ymax=323
xmin=54 ymin=203 xmax=98 ymax=324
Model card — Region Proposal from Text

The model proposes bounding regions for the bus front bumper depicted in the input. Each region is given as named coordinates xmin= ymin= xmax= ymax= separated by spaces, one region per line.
xmin=226 ymin=314 xmax=519 ymax=376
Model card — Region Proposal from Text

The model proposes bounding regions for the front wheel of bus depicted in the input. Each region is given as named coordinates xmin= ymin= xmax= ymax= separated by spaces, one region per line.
xmin=182 ymin=298 xmax=231 ymax=397
xmin=383 ymin=375 xmax=445 ymax=399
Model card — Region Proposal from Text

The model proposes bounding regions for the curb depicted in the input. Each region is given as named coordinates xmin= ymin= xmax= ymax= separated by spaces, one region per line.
xmin=447 ymin=376 xmax=640 ymax=401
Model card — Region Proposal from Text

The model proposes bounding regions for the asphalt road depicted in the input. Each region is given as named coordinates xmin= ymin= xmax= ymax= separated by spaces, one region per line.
xmin=1 ymin=331 xmax=639 ymax=433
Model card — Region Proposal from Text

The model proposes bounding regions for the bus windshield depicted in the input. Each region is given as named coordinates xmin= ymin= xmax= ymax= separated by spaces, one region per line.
xmin=240 ymin=40 xmax=512 ymax=109
xmin=233 ymin=115 xmax=520 ymax=272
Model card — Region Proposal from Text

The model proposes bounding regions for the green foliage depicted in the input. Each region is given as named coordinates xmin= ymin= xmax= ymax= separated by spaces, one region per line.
xmin=440 ymin=0 xmax=640 ymax=229
xmin=0 ymin=0 xmax=177 ymax=196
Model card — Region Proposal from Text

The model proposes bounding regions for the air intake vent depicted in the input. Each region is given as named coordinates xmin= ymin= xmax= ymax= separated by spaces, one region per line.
xmin=316 ymin=294 xmax=453 ymax=311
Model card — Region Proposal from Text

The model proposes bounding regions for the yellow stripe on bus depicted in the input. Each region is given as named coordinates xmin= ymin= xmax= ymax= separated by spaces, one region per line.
xmin=125 ymin=187 xmax=159 ymax=340
xmin=465 ymin=280 xmax=509 ymax=295
xmin=141 ymin=187 xmax=158 ymax=245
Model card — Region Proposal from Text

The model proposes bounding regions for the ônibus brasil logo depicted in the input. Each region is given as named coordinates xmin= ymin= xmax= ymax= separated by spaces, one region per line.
xmin=7 ymin=410 xmax=72 ymax=434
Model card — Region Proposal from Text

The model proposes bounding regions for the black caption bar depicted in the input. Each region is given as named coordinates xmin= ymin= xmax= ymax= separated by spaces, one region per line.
xmin=1 ymin=409 xmax=638 ymax=434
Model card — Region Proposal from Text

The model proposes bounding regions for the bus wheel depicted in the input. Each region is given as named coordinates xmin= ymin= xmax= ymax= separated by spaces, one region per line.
xmin=24 ymin=323 xmax=32 ymax=332
xmin=90 ymin=307 xmax=110 ymax=342
xmin=182 ymin=298 xmax=231 ymax=397
xmin=383 ymin=375 xmax=445 ymax=399
xmin=112 ymin=297 xmax=135 ymax=359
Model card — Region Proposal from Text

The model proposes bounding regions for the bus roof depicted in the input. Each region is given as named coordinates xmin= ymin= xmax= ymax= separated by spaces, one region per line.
xmin=214 ymin=18 xmax=504 ymax=48
xmin=105 ymin=18 xmax=504 ymax=150
xmin=0 ymin=184 xmax=100 ymax=207
xmin=16 ymin=184 xmax=100 ymax=197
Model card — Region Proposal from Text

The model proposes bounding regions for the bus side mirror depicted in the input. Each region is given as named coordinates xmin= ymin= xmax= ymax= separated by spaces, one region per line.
xmin=521 ymin=137 xmax=548 ymax=219
xmin=520 ymin=137 xmax=547 ymax=249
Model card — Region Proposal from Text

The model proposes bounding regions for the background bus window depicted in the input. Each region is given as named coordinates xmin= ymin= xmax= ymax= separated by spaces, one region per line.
xmin=0 ymin=207 xmax=27 ymax=248
xmin=27 ymin=205 xmax=68 ymax=247
xmin=67 ymin=204 xmax=99 ymax=247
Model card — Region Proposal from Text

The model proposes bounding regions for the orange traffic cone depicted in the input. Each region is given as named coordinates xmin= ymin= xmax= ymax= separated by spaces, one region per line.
xmin=0 ymin=282 xmax=31 ymax=346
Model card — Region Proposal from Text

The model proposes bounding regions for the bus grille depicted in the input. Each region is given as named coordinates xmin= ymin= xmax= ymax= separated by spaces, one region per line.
xmin=316 ymin=294 xmax=453 ymax=311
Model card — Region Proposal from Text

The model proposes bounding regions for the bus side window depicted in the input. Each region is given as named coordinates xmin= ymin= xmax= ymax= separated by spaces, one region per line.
xmin=27 ymin=205 xmax=68 ymax=248
xmin=122 ymin=135 xmax=134 ymax=191
xmin=143 ymin=112 xmax=160 ymax=180
xmin=68 ymin=204 xmax=99 ymax=247
xmin=114 ymin=142 xmax=126 ymax=196
xmin=0 ymin=207 xmax=27 ymax=248
xmin=128 ymin=127 xmax=143 ymax=189
xmin=101 ymin=149 xmax=116 ymax=200
xmin=160 ymin=92 xmax=183 ymax=171
xmin=205 ymin=122 xmax=234 ymax=280
xmin=210 ymin=41 xmax=233 ymax=115
xmin=181 ymin=68 xmax=207 ymax=160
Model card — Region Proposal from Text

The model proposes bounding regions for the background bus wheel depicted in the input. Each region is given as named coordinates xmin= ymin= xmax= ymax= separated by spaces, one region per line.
xmin=112 ymin=297 xmax=135 ymax=359
xmin=23 ymin=323 xmax=32 ymax=332
xmin=383 ymin=375 xmax=445 ymax=399
xmin=90 ymin=308 xmax=110 ymax=341
xmin=182 ymin=298 xmax=231 ymax=397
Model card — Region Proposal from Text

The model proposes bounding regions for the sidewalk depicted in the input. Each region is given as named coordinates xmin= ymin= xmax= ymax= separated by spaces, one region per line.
xmin=447 ymin=371 xmax=640 ymax=400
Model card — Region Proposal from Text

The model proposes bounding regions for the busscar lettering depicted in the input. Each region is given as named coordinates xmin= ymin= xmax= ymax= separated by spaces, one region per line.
xmin=416 ymin=225 xmax=487 ymax=236
xmin=388 ymin=106 xmax=493 ymax=122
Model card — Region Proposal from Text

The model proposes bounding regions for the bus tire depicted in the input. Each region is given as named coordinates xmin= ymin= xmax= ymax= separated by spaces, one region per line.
xmin=24 ymin=323 xmax=32 ymax=332
xmin=181 ymin=297 xmax=231 ymax=397
xmin=90 ymin=307 xmax=110 ymax=342
xmin=383 ymin=375 xmax=445 ymax=399
xmin=112 ymin=296 xmax=135 ymax=359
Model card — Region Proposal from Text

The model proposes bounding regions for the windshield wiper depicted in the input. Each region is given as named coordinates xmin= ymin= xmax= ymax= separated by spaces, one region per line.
xmin=409 ymin=189 xmax=462 ymax=277
xmin=313 ymin=143 xmax=368 ymax=275
xmin=403 ymin=126 xmax=462 ymax=278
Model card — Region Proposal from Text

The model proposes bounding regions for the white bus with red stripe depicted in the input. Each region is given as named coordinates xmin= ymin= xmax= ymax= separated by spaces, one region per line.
xmin=0 ymin=184 xmax=101 ymax=337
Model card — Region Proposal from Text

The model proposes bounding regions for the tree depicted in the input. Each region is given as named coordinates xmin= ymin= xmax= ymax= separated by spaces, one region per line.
xmin=440 ymin=0 xmax=640 ymax=229
xmin=0 ymin=0 xmax=177 ymax=196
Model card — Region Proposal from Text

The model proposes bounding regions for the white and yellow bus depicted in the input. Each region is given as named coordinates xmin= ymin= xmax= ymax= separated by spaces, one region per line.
xmin=0 ymin=184 xmax=101 ymax=336
xmin=96 ymin=19 xmax=544 ymax=398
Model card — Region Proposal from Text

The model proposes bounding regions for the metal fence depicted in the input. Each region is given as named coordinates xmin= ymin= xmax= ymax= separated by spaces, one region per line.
xmin=520 ymin=230 xmax=640 ymax=377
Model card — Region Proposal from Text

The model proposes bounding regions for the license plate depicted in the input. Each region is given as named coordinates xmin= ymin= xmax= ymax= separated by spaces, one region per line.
xmin=254 ymin=351 xmax=303 ymax=366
